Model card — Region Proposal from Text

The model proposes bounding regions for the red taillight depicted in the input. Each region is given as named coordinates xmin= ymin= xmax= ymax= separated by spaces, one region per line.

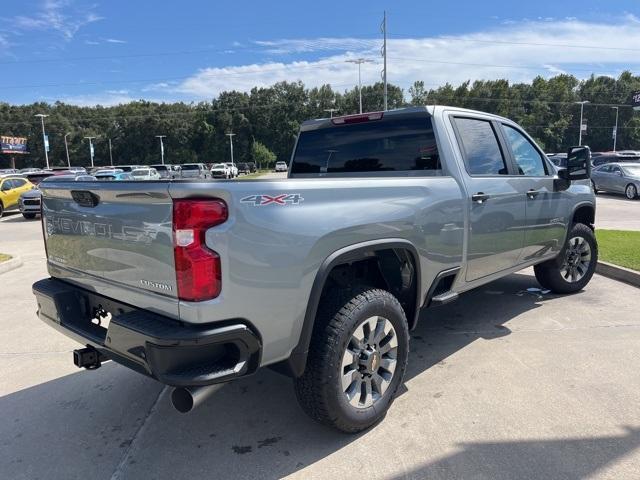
xmin=331 ymin=111 xmax=384 ymax=125
xmin=173 ymin=199 xmax=228 ymax=302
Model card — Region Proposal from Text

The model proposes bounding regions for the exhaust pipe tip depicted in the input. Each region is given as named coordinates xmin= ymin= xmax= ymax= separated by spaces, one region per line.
xmin=171 ymin=387 xmax=195 ymax=413
xmin=171 ymin=384 xmax=223 ymax=413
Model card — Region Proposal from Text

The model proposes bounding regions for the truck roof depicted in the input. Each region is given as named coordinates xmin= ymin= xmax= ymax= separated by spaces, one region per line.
xmin=301 ymin=105 xmax=514 ymax=132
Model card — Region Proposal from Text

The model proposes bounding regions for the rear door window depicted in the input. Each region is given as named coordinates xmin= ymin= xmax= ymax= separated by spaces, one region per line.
xmin=453 ymin=117 xmax=508 ymax=176
xmin=291 ymin=116 xmax=441 ymax=175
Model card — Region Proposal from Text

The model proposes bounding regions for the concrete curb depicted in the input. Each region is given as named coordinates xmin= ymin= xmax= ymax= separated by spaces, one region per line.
xmin=0 ymin=255 xmax=23 ymax=275
xmin=596 ymin=261 xmax=640 ymax=288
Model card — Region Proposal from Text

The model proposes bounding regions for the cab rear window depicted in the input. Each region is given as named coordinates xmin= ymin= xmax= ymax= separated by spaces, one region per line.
xmin=291 ymin=116 xmax=441 ymax=176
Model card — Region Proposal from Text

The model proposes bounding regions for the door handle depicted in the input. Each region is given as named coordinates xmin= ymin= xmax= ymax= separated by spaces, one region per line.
xmin=527 ymin=189 xmax=541 ymax=199
xmin=471 ymin=192 xmax=490 ymax=203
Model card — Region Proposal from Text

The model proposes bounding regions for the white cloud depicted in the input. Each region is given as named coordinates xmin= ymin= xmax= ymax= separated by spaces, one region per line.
xmin=172 ymin=17 xmax=640 ymax=99
xmin=12 ymin=0 xmax=103 ymax=41
xmin=104 ymin=38 xmax=126 ymax=44
xmin=53 ymin=91 xmax=137 ymax=106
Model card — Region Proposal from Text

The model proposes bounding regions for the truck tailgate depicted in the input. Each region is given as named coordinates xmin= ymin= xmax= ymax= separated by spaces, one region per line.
xmin=40 ymin=181 xmax=178 ymax=308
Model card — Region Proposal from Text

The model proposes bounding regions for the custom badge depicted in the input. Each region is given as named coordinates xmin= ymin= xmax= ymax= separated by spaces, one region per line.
xmin=240 ymin=194 xmax=304 ymax=206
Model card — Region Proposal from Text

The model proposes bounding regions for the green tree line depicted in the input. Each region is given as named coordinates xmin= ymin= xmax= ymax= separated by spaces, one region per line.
xmin=1 ymin=72 xmax=639 ymax=169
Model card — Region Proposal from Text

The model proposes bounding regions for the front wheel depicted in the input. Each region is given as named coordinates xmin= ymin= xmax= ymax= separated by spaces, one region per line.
xmin=626 ymin=184 xmax=637 ymax=200
xmin=534 ymin=223 xmax=598 ymax=294
xmin=294 ymin=287 xmax=409 ymax=433
xmin=22 ymin=213 xmax=36 ymax=219
xmin=591 ymin=181 xmax=598 ymax=194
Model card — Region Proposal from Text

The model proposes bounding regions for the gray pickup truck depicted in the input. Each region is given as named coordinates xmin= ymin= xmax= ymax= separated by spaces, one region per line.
xmin=32 ymin=106 xmax=596 ymax=432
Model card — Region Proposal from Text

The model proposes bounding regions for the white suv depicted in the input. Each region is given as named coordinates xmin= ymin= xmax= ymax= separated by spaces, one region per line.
xmin=275 ymin=161 xmax=288 ymax=172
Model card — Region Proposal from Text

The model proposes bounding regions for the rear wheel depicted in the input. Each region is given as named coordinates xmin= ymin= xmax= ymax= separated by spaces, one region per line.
xmin=0 ymin=203 xmax=3 ymax=218
xmin=294 ymin=287 xmax=409 ymax=433
xmin=534 ymin=223 xmax=598 ymax=294
xmin=625 ymin=184 xmax=637 ymax=200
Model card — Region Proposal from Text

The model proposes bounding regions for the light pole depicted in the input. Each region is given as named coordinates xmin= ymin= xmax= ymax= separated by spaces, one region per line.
xmin=34 ymin=114 xmax=49 ymax=169
xmin=346 ymin=58 xmax=373 ymax=114
xmin=64 ymin=132 xmax=71 ymax=167
xmin=611 ymin=106 xmax=619 ymax=152
xmin=575 ymin=101 xmax=590 ymax=146
xmin=226 ymin=132 xmax=236 ymax=165
xmin=324 ymin=108 xmax=339 ymax=118
xmin=84 ymin=136 xmax=96 ymax=168
xmin=155 ymin=135 xmax=166 ymax=165
xmin=108 ymin=138 xmax=114 ymax=166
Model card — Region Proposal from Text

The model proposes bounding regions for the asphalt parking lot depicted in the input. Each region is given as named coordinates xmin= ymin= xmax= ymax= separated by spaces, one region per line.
xmin=1 ymin=202 xmax=640 ymax=479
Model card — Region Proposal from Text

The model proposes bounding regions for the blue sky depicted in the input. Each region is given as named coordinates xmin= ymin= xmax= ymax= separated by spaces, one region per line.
xmin=1 ymin=0 xmax=639 ymax=105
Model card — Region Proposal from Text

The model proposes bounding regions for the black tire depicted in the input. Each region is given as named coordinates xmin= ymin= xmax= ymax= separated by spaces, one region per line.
xmin=0 ymin=202 xmax=3 ymax=218
xmin=294 ymin=286 xmax=409 ymax=433
xmin=22 ymin=213 xmax=36 ymax=219
xmin=625 ymin=184 xmax=637 ymax=200
xmin=534 ymin=223 xmax=598 ymax=294
xmin=591 ymin=180 xmax=598 ymax=194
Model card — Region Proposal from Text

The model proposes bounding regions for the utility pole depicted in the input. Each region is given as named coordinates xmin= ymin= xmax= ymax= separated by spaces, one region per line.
xmin=34 ymin=114 xmax=49 ymax=169
xmin=155 ymin=135 xmax=166 ymax=164
xmin=226 ymin=132 xmax=236 ymax=165
xmin=381 ymin=11 xmax=388 ymax=111
xmin=346 ymin=58 xmax=373 ymax=114
xmin=324 ymin=108 xmax=339 ymax=118
xmin=575 ymin=101 xmax=589 ymax=146
xmin=108 ymin=138 xmax=114 ymax=166
xmin=611 ymin=106 xmax=619 ymax=152
xmin=64 ymin=132 xmax=71 ymax=167
xmin=84 ymin=136 xmax=96 ymax=168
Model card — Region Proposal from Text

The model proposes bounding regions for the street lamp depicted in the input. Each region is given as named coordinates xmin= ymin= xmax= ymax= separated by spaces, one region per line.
xmin=155 ymin=135 xmax=166 ymax=165
xmin=108 ymin=138 xmax=114 ymax=166
xmin=324 ymin=108 xmax=339 ymax=118
xmin=64 ymin=133 xmax=71 ymax=167
xmin=84 ymin=136 xmax=96 ymax=168
xmin=226 ymin=132 xmax=236 ymax=165
xmin=346 ymin=58 xmax=373 ymax=114
xmin=34 ymin=114 xmax=49 ymax=169
xmin=575 ymin=101 xmax=590 ymax=146
xmin=611 ymin=106 xmax=619 ymax=152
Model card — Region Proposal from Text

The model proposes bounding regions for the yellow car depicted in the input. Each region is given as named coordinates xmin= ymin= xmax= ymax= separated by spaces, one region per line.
xmin=0 ymin=176 xmax=34 ymax=217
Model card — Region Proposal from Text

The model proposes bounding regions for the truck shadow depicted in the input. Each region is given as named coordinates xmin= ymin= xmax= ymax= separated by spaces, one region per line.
xmin=2 ymin=272 xmax=620 ymax=480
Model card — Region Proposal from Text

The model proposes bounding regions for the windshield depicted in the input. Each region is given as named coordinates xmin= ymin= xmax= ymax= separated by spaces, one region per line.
xmin=151 ymin=165 xmax=167 ymax=171
xmin=132 ymin=169 xmax=149 ymax=175
xmin=212 ymin=164 xmax=226 ymax=169
xmin=181 ymin=164 xmax=200 ymax=170
xmin=622 ymin=165 xmax=640 ymax=176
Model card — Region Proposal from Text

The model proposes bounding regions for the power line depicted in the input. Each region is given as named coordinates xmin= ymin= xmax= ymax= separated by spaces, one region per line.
xmin=387 ymin=33 xmax=640 ymax=53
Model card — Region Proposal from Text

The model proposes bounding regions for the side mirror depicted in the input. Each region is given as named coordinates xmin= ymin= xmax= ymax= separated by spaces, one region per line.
xmin=565 ymin=146 xmax=592 ymax=180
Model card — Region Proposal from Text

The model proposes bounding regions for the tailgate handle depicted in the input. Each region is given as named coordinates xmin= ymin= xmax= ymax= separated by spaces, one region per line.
xmin=71 ymin=190 xmax=100 ymax=207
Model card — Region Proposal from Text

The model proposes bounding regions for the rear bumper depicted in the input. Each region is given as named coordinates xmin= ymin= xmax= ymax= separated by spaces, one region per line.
xmin=32 ymin=278 xmax=261 ymax=386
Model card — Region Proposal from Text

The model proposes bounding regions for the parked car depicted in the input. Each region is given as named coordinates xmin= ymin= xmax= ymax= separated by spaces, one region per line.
xmin=225 ymin=163 xmax=238 ymax=178
xmin=131 ymin=167 xmax=161 ymax=180
xmin=275 ymin=161 xmax=288 ymax=172
xmin=591 ymin=162 xmax=640 ymax=199
xmin=547 ymin=153 xmax=567 ymax=168
xmin=34 ymin=106 xmax=597 ymax=433
xmin=181 ymin=163 xmax=209 ymax=179
xmin=0 ymin=168 xmax=19 ymax=175
xmin=19 ymin=174 xmax=96 ymax=219
xmin=211 ymin=163 xmax=231 ymax=179
xmin=94 ymin=171 xmax=133 ymax=181
xmin=246 ymin=162 xmax=257 ymax=173
xmin=592 ymin=152 xmax=640 ymax=166
xmin=0 ymin=175 xmax=34 ymax=217
xmin=237 ymin=163 xmax=251 ymax=175
xmin=19 ymin=168 xmax=43 ymax=174
xmin=23 ymin=172 xmax=54 ymax=186
xmin=150 ymin=164 xmax=179 ymax=179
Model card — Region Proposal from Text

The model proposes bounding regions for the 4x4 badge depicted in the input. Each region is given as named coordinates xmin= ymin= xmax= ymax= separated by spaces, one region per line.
xmin=240 ymin=194 xmax=304 ymax=206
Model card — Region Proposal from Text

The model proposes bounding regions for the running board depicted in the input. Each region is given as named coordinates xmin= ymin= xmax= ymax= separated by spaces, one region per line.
xmin=430 ymin=291 xmax=459 ymax=306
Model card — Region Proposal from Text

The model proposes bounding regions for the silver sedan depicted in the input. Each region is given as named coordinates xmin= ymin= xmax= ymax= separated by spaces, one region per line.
xmin=591 ymin=162 xmax=640 ymax=200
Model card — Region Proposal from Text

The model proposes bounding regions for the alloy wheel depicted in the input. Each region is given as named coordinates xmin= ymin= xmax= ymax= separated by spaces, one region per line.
xmin=626 ymin=184 xmax=637 ymax=200
xmin=560 ymin=236 xmax=592 ymax=283
xmin=341 ymin=316 xmax=398 ymax=409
